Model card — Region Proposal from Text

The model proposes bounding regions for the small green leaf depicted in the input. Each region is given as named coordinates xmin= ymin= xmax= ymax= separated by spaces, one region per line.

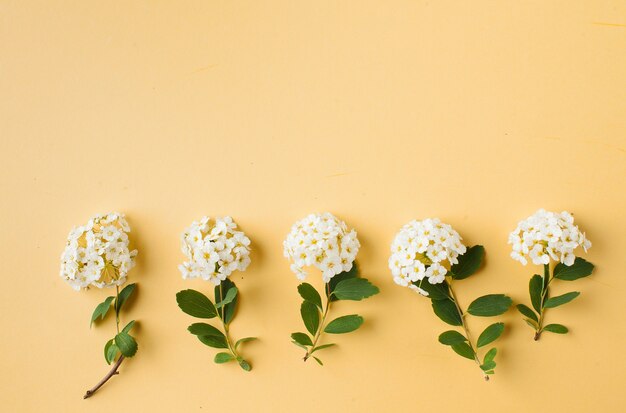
xmin=324 ymin=314 xmax=364 ymax=334
xmin=122 ymin=320 xmax=135 ymax=334
xmin=480 ymin=361 xmax=496 ymax=371
xmin=516 ymin=304 xmax=538 ymax=323
xmin=483 ymin=347 xmax=497 ymax=364
xmin=529 ymin=274 xmax=543 ymax=312
xmin=524 ymin=318 xmax=538 ymax=329
xmin=554 ymin=257 xmax=594 ymax=281
xmin=115 ymin=283 xmax=136 ymax=315
xmin=188 ymin=323 xmax=228 ymax=348
xmin=301 ymin=301 xmax=320 ymax=335
xmin=431 ymin=299 xmax=462 ymax=326
xmin=477 ymin=323 xmax=505 ymax=348
xmin=176 ymin=289 xmax=217 ymax=319
xmin=297 ymin=283 xmax=323 ymax=309
xmin=450 ymin=245 xmax=485 ymax=280
xmin=467 ymin=294 xmax=512 ymax=317
xmin=114 ymin=332 xmax=138 ymax=357
xmin=328 ymin=264 xmax=359 ymax=301
xmin=438 ymin=330 xmax=467 ymax=345
xmin=90 ymin=296 xmax=115 ymax=327
xmin=451 ymin=342 xmax=475 ymax=360
xmin=291 ymin=332 xmax=313 ymax=346
xmin=214 ymin=352 xmax=235 ymax=364
xmin=543 ymin=324 xmax=569 ymax=334
xmin=104 ymin=339 xmax=118 ymax=365
xmin=311 ymin=343 xmax=336 ymax=354
xmin=235 ymin=337 xmax=257 ymax=350
xmin=238 ymin=359 xmax=252 ymax=371
xmin=331 ymin=278 xmax=379 ymax=301
xmin=215 ymin=279 xmax=238 ymax=324
xmin=544 ymin=291 xmax=580 ymax=308
xmin=414 ymin=280 xmax=451 ymax=300
xmin=292 ymin=341 xmax=308 ymax=350
xmin=215 ymin=287 xmax=238 ymax=309
xmin=313 ymin=356 xmax=323 ymax=366
xmin=188 ymin=322 xmax=222 ymax=336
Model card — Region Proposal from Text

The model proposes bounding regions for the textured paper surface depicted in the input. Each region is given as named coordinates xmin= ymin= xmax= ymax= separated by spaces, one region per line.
xmin=1 ymin=1 xmax=625 ymax=411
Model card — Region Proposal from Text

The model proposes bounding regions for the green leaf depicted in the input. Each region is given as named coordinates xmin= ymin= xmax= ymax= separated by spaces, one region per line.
xmin=313 ymin=356 xmax=323 ymax=366
xmin=543 ymin=324 xmax=569 ymax=334
xmin=328 ymin=264 xmax=359 ymax=301
xmin=467 ymin=294 xmax=512 ymax=317
xmin=214 ymin=279 xmax=238 ymax=324
xmin=115 ymin=283 xmax=136 ymax=315
xmin=114 ymin=332 xmax=138 ymax=357
xmin=90 ymin=296 xmax=115 ymax=327
xmin=516 ymin=304 xmax=538 ymax=323
xmin=524 ymin=318 xmax=538 ymax=329
xmin=122 ymin=320 xmax=135 ymax=334
xmin=554 ymin=257 xmax=594 ymax=281
xmin=544 ymin=291 xmax=580 ymax=308
xmin=311 ymin=343 xmax=336 ymax=354
xmin=438 ymin=330 xmax=467 ymax=345
xmin=235 ymin=337 xmax=257 ymax=350
xmin=188 ymin=323 xmax=228 ymax=348
xmin=529 ymin=274 xmax=543 ymax=312
xmin=104 ymin=339 xmax=118 ymax=365
xmin=324 ymin=314 xmax=364 ymax=334
xmin=483 ymin=347 xmax=497 ymax=364
xmin=214 ymin=352 xmax=235 ymax=364
xmin=238 ymin=359 xmax=252 ymax=371
xmin=176 ymin=289 xmax=217 ymax=319
xmin=480 ymin=361 xmax=496 ymax=371
xmin=297 ymin=283 xmax=323 ymax=309
xmin=215 ymin=287 xmax=238 ymax=309
xmin=450 ymin=245 xmax=485 ymax=280
xmin=451 ymin=342 xmax=475 ymax=360
xmin=331 ymin=277 xmax=379 ymax=301
xmin=291 ymin=332 xmax=313 ymax=346
xmin=431 ymin=299 xmax=462 ymax=326
xmin=292 ymin=341 xmax=308 ymax=350
xmin=413 ymin=280 xmax=451 ymax=300
xmin=477 ymin=322 xmax=505 ymax=348
xmin=300 ymin=301 xmax=320 ymax=335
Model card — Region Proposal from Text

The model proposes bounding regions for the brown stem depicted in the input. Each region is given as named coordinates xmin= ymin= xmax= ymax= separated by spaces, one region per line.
xmin=83 ymin=356 xmax=125 ymax=399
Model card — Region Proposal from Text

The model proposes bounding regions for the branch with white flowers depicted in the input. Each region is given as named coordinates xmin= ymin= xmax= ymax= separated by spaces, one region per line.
xmin=60 ymin=212 xmax=140 ymax=399
xmin=285 ymin=213 xmax=379 ymax=365
xmin=176 ymin=216 xmax=257 ymax=371
xmin=509 ymin=209 xmax=595 ymax=340
xmin=390 ymin=219 xmax=512 ymax=380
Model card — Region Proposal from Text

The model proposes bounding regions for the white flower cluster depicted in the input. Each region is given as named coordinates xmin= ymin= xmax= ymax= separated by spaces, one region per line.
xmin=179 ymin=216 xmax=251 ymax=285
xmin=508 ymin=209 xmax=591 ymax=266
xmin=283 ymin=213 xmax=360 ymax=283
xmin=389 ymin=218 xmax=467 ymax=294
xmin=60 ymin=212 xmax=137 ymax=291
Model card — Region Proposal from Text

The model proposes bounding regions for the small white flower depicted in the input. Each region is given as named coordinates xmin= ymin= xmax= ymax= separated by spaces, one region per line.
xmin=389 ymin=218 xmax=466 ymax=288
xmin=60 ymin=212 xmax=137 ymax=290
xmin=179 ymin=216 xmax=251 ymax=285
xmin=284 ymin=213 xmax=360 ymax=283
xmin=508 ymin=209 xmax=591 ymax=266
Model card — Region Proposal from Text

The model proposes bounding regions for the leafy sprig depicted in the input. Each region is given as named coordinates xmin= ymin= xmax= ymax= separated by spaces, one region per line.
xmin=84 ymin=283 xmax=138 ymax=398
xmin=291 ymin=264 xmax=379 ymax=365
xmin=417 ymin=246 xmax=512 ymax=380
xmin=516 ymin=257 xmax=594 ymax=340
xmin=176 ymin=279 xmax=257 ymax=371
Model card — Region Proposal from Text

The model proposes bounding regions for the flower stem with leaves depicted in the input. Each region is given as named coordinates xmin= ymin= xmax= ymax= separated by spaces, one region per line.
xmin=176 ymin=278 xmax=257 ymax=371
xmin=291 ymin=264 xmax=379 ymax=365
xmin=418 ymin=246 xmax=512 ymax=380
xmin=516 ymin=257 xmax=594 ymax=340
xmin=84 ymin=283 xmax=139 ymax=399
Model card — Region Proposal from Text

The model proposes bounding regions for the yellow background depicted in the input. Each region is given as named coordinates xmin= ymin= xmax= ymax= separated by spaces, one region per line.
xmin=1 ymin=1 xmax=625 ymax=412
